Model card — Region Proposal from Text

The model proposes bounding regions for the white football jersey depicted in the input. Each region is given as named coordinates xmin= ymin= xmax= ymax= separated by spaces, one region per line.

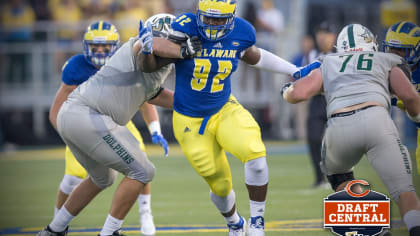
xmin=69 ymin=37 xmax=172 ymax=125
xmin=320 ymin=51 xmax=404 ymax=117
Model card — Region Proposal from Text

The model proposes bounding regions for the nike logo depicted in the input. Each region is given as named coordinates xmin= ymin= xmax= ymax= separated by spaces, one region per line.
xmin=184 ymin=127 xmax=191 ymax=132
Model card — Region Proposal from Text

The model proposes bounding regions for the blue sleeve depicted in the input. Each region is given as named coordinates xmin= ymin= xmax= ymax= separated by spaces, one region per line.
xmin=171 ymin=13 xmax=198 ymax=37
xmin=61 ymin=55 xmax=86 ymax=86
xmin=235 ymin=18 xmax=256 ymax=50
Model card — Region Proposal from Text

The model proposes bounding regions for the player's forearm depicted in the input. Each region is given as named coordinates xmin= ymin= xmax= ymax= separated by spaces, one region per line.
xmin=250 ymin=48 xmax=299 ymax=75
xmin=140 ymin=102 xmax=159 ymax=125
xmin=148 ymin=88 xmax=174 ymax=109
xmin=153 ymin=38 xmax=183 ymax=59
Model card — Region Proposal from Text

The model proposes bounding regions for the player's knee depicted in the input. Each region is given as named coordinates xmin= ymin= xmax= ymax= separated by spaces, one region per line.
xmin=59 ymin=174 xmax=83 ymax=194
xmin=327 ymin=172 xmax=355 ymax=191
xmin=129 ymin=161 xmax=155 ymax=184
xmin=143 ymin=162 xmax=155 ymax=183
xmin=245 ymin=157 xmax=268 ymax=186
xmin=93 ymin=170 xmax=117 ymax=189
xmin=389 ymin=186 xmax=416 ymax=202
xmin=209 ymin=178 xmax=232 ymax=197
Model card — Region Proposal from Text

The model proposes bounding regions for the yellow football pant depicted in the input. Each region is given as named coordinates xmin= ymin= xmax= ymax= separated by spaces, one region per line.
xmin=173 ymin=96 xmax=266 ymax=197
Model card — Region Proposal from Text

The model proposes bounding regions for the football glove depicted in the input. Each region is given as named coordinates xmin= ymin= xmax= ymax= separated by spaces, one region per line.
xmin=139 ymin=20 xmax=153 ymax=55
xmin=292 ymin=60 xmax=321 ymax=80
xmin=151 ymin=131 xmax=169 ymax=157
xmin=281 ymin=82 xmax=293 ymax=98
xmin=180 ymin=36 xmax=202 ymax=59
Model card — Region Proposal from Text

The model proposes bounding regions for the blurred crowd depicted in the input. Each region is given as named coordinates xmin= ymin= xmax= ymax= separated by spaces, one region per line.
xmin=0 ymin=0 xmax=197 ymax=43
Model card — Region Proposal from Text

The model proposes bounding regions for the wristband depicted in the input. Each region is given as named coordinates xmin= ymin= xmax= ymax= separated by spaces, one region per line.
xmin=406 ymin=111 xmax=420 ymax=123
xmin=148 ymin=120 xmax=161 ymax=134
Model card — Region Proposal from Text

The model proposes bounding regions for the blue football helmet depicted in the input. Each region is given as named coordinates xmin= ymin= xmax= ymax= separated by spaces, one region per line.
xmin=83 ymin=21 xmax=119 ymax=67
xmin=197 ymin=0 xmax=237 ymax=41
xmin=383 ymin=21 xmax=420 ymax=67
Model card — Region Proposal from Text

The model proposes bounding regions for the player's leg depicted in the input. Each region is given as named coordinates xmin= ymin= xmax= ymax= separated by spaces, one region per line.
xmin=320 ymin=109 xmax=368 ymax=193
xmin=55 ymin=146 xmax=87 ymax=215
xmin=94 ymin=124 xmax=154 ymax=236
xmin=365 ymin=109 xmax=420 ymax=236
xmin=126 ymin=120 xmax=156 ymax=235
xmin=416 ymin=128 xmax=420 ymax=175
xmin=306 ymin=96 xmax=328 ymax=187
xmin=39 ymin=138 xmax=107 ymax=236
xmin=173 ymin=110 xmax=245 ymax=235
xmin=216 ymin=97 xmax=267 ymax=235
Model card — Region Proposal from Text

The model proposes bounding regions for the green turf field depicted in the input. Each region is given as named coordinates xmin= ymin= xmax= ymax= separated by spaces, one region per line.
xmin=0 ymin=142 xmax=419 ymax=235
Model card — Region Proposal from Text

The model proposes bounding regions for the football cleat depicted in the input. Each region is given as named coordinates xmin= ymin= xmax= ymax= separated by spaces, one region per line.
xmin=140 ymin=211 xmax=156 ymax=235
xmin=98 ymin=229 xmax=125 ymax=236
xmin=247 ymin=216 xmax=265 ymax=236
xmin=37 ymin=226 xmax=68 ymax=236
xmin=227 ymin=215 xmax=246 ymax=236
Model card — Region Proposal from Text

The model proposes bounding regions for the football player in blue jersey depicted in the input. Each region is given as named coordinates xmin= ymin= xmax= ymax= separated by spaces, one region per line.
xmin=384 ymin=21 xmax=420 ymax=175
xmin=48 ymin=21 xmax=168 ymax=236
xmin=141 ymin=1 xmax=301 ymax=235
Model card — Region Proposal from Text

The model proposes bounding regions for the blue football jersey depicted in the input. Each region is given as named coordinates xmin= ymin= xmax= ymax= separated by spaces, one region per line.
xmin=62 ymin=54 xmax=98 ymax=86
xmin=172 ymin=13 xmax=256 ymax=117
xmin=412 ymin=67 xmax=420 ymax=92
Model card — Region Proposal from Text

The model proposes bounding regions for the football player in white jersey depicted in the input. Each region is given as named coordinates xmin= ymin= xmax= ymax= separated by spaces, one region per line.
xmin=37 ymin=14 xmax=202 ymax=236
xmin=49 ymin=20 xmax=169 ymax=236
xmin=282 ymin=24 xmax=420 ymax=236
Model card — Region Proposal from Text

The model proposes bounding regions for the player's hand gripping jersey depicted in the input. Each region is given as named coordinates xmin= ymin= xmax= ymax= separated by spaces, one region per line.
xmin=171 ymin=13 xmax=256 ymax=117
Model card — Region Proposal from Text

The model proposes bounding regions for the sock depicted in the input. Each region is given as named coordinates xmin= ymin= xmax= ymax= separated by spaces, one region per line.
xmin=138 ymin=194 xmax=151 ymax=214
xmin=54 ymin=207 xmax=59 ymax=217
xmin=250 ymin=200 xmax=265 ymax=218
xmin=403 ymin=210 xmax=420 ymax=230
xmin=100 ymin=214 xmax=123 ymax=236
xmin=225 ymin=210 xmax=240 ymax=225
xmin=49 ymin=206 xmax=74 ymax=232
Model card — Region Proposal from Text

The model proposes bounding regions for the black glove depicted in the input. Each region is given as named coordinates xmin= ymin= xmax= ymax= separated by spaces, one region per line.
xmin=281 ymin=82 xmax=293 ymax=97
xmin=180 ymin=36 xmax=202 ymax=59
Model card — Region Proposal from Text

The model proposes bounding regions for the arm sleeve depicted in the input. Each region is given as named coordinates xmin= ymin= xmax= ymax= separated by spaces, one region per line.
xmin=252 ymin=48 xmax=299 ymax=75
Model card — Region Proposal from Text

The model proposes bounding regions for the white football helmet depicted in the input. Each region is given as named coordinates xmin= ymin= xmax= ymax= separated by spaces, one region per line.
xmin=336 ymin=24 xmax=378 ymax=53
xmin=145 ymin=13 xmax=176 ymax=39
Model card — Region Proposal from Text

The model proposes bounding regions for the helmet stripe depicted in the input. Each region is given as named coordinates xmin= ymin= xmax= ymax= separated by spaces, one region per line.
xmin=398 ymin=21 xmax=416 ymax=34
xmin=90 ymin=22 xmax=99 ymax=30
xmin=347 ymin=24 xmax=355 ymax=48
xmin=102 ymin=22 xmax=112 ymax=30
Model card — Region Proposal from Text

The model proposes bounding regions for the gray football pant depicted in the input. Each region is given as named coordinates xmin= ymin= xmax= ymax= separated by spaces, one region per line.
xmin=321 ymin=106 xmax=415 ymax=201
xmin=57 ymin=100 xmax=155 ymax=189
